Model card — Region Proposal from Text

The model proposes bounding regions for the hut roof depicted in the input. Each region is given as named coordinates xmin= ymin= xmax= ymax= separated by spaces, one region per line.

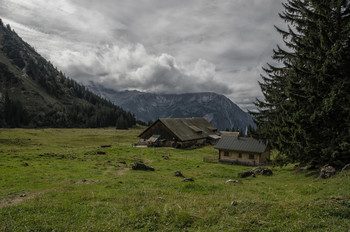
xmin=139 ymin=118 xmax=218 ymax=142
xmin=215 ymin=136 xmax=268 ymax=153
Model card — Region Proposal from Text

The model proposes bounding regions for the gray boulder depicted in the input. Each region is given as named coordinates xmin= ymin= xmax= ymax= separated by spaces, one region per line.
xmin=319 ymin=165 xmax=336 ymax=178
xmin=261 ymin=168 xmax=273 ymax=176
xmin=250 ymin=167 xmax=273 ymax=176
xmin=174 ymin=171 xmax=184 ymax=177
xmin=250 ymin=167 xmax=262 ymax=174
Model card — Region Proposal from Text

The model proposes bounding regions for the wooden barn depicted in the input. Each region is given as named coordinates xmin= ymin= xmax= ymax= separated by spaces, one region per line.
xmin=138 ymin=118 xmax=220 ymax=148
xmin=215 ymin=136 xmax=270 ymax=166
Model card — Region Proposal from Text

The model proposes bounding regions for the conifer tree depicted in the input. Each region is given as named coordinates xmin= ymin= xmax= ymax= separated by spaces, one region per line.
xmin=251 ymin=0 xmax=350 ymax=167
xmin=116 ymin=115 xmax=128 ymax=130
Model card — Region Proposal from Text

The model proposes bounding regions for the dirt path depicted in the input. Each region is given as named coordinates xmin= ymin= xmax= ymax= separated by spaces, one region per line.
xmin=0 ymin=189 xmax=50 ymax=209
xmin=103 ymin=166 xmax=129 ymax=176
xmin=116 ymin=167 xmax=129 ymax=176
xmin=103 ymin=165 xmax=115 ymax=175
xmin=0 ymin=166 xmax=130 ymax=209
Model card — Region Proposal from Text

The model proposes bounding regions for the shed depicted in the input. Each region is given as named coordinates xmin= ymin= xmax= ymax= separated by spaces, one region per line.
xmin=215 ymin=136 xmax=270 ymax=166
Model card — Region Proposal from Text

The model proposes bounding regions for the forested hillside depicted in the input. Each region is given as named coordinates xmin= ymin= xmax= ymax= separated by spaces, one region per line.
xmin=0 ymin=19 xmax=136 ymax=128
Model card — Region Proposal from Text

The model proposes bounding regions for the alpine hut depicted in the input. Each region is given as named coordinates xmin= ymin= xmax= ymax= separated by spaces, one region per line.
xmin=215 ymin=136 xmax=270 ymax=166
xmin=138 ymin=118 xmax=220 ymax=148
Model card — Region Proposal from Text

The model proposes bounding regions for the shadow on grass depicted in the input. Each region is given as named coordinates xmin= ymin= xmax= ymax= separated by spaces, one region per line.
xmin=304 ymin=170 xmax=319 ymax=178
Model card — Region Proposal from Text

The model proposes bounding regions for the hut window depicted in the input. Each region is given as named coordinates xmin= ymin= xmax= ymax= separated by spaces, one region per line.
xmin=238 ymin=153 xmax=242 ymax=158
xmin=224 ymin=151 xmax=229 ymax=156
xmin=249 ymin=154 xmax=255 ymax=160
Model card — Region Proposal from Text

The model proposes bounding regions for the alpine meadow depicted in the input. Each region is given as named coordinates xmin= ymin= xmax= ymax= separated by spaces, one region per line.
xmin=0 ymin=0 xmax=350 ymax=231
xmin=0 ymin=128 xmax=350 ymax=231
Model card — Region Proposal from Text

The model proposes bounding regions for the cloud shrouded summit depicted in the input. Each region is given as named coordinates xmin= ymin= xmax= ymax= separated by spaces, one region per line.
xmin=0 ymin=0 xmax=286 ymax=110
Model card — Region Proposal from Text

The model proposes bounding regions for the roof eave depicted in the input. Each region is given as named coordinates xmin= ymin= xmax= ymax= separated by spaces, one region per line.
xmin=215 ymin=147 xmax=266 ymax=154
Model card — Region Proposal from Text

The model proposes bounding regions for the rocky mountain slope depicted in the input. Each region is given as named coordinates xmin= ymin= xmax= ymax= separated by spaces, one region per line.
xmin=88 ymin=84 xmax=255 ymax=131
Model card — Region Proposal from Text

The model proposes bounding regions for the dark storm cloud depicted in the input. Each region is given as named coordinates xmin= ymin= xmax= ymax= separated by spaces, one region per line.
xmin=0 ymin=0 xmax=286 ymax=110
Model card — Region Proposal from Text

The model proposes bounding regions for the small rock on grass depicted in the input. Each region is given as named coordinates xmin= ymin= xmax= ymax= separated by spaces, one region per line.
xmin=132 ymin=162 xmax=155 ymax=171
xmin=250 ymin=167 xmax=262 ymax=174
xmin=174 ymin=171 xmax=184 ymax=177
xmin=250 ymin=167 xmax=273 ymax=176
xmin=183 ymin=178 xmax=194 ymax=182
xmin=261 ymin=168 xmax=273 ymax=176
xmin=225 ymin=179 xmax=242 ymax=184
xmin=100 ymin=145 xmax=111 ymax=148
xmin=231 ymin=201 xmax=238 ymax=206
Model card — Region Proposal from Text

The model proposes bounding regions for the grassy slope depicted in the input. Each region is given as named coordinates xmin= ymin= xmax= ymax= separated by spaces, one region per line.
xmin=0 ymin=128 xmax=349 ymax=231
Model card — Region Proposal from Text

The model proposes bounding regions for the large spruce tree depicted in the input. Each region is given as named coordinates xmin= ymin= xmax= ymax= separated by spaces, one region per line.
xmin=252 ymin=0 xmax=350 ymax=167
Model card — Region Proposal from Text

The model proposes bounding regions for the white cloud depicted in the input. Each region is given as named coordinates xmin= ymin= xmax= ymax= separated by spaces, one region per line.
xmin=52 ymin=42 xmax=230 ymax=94
xmin=0 ymin=0 xmax=287 ymax=110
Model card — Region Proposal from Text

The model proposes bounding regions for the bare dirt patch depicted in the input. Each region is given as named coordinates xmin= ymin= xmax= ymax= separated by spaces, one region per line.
xmin=0 ymin=190 xmax=50 ymax=209
xmin=116 ymin=167 xmax=129 ymax=176
xmin=74 ymin=179 xmax=100 ymax=184
xmin=103 ymin=165 xmax=129 ymax=176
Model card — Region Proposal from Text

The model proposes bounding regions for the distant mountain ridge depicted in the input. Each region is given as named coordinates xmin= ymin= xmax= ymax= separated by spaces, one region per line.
xmin=0 ymin=20 xmax=136 ymax=128
xmin=88 ymin=84 xmax=255 ymax=131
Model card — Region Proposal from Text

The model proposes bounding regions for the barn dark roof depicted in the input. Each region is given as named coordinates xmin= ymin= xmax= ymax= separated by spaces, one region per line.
xmin=139 ymin=118 xmax=218 ymax=141
xmin=215 ymin=136 xmax=268 ymax=153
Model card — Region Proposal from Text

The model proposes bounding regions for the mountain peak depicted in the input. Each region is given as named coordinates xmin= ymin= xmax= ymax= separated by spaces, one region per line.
xmin=87 ymin=84 xmax=254 ymax=131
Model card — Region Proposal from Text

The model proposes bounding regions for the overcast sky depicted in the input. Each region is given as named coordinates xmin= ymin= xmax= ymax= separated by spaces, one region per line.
xmin=0 ymin=0 xmax=286 ymax=111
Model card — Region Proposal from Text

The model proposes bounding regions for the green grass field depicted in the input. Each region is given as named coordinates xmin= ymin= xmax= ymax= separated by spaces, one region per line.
xmin=0 ymin=128 xmax=349 ymax=231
